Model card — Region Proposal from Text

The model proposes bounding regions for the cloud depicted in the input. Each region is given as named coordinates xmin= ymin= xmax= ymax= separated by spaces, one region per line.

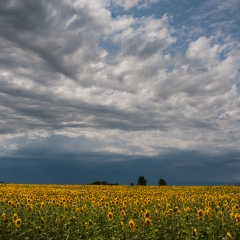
xmin=0 ymin=0 xmax=240 ymax=183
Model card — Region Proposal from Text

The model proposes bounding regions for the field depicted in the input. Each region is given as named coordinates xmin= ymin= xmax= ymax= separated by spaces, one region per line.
xmin=0 ymin=184 xmax=240 ymax=240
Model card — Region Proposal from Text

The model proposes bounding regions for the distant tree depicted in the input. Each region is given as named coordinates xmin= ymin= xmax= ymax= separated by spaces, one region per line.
xmin=137 ymin=176 xmax=147 ymax=186
xmin=88 ymin=181 xmax=118 ymax=185
xmin=130 ymin=182 xmax=134 ymax=186
xmin=158 ymin=178 xmax=167 ymax=186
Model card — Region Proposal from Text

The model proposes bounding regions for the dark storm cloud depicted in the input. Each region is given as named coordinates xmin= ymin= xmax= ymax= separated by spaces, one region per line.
xmin=1 ymin=139 xmax=240 ymax=185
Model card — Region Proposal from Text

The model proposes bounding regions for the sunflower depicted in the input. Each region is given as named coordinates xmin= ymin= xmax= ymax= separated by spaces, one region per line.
xmin=84 ymin=222 xmax=88 ymax=230
xmin=108 ymin=211 xmax=113 ymax=221
xmin=120 ymin=221 xmax=124 ymax=229
xmin=235 ymin=213 xmax=240 ymax=226
xmin=144 ymin=210 xmax=150 ymax=219
xmin=2 ymin=213 xmax=6 ymax=221
xmin=12 ymin=213 xmax=18 ymax=222
xmin=193 ymin=228 xmax=198 ymax=237
xmin=8 ymin=200 xmax=13 ymax=206
xmin=129 ymin=219 xmax=136 ymax=232
xmin=206 ymin=208 xmax=211 ymax=218
xmin=197 ymin=209 xmax=204 ymax=218
xmin=177 ymin=209 xmax=182 ymax=215
xmin=71 ymin=216 xmax=76 ymax=222
xmin=121 ymin=210 xmax=126 ymax=218
xmin=14 ymin=218 xmax=22 ymax=227
xmin=40 ymin=202 xmax=45 ymax=208
xmin=145 ymin=218 xmax=152 ymax=226
xmin=227 ymin=232 xmax=233 ymax=240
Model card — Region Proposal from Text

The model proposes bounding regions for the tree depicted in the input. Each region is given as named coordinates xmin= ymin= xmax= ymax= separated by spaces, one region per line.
xmin=137 ymin=176 xmax=147 ymax=186
xmin=158 ymin=178 xmax=167 ymax=186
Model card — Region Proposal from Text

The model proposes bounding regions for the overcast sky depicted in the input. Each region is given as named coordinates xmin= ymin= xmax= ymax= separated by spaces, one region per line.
xmin=0 ymin=0 xmax=240 ymax=185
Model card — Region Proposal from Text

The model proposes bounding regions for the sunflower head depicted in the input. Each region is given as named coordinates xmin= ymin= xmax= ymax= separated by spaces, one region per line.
xmin=121 ymin=210 xmax=126 ymax=218
xmin=197 ymin=209 xmax=204 ymax=218
xmin=193 ymin=228 xmax=198 ymax=237
xmin=84 ymin=222 xmax=88 ymax=230
xmin=14 ymin=218 xmax=22 ymax=227
xmin=129 ymin=219 xmax=136 ymax=232
xmin=227 ymin=232 xmax=233 ymax=240
xmin=235 ymin=214 xmax=240 ymax=226
xmin=177 ymin=209 xmax=182 ymax=215
xmin=145 ymin=218 xmax=152 ymax=227
xmin=108 ymin=211 xmax=113 ymax=221
xmin=12 ymin=213 xmax=18 ymax=222
xmin=120 ymin=221 xmax=124 ymax=229
xmin=1 ymin=213 xmax=6 ymax=221
xmin=144 ymin=210 xmax=150 ymax=219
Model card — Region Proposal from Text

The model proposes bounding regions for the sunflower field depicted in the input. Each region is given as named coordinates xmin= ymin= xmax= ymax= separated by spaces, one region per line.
xmin=0 ymin=184 xmax=240 ymax=240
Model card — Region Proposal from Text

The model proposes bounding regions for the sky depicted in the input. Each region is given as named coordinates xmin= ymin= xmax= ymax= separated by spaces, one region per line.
xmin=0 ymin=0 xmax=240 ymax=185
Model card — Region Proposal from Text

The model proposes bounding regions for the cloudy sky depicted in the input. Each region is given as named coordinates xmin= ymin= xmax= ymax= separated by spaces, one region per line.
xmin=0 ymin=0 xmax=240 ymax=185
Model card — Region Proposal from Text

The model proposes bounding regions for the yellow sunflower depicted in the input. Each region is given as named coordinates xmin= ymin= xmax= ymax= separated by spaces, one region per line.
xmin=227 ymin=232 xmax=233 ymax=240
xmin=108 ymin=211 xmax=113 ymax=221
xmin=12 ymin=213 xmax=18 ymax=222
xmin=14 ymin=218 xmax=22 ymax=227
xmin=197 ymin=209 xmax=204 ymax=218
xmin=2 ymin=213 xmax=6 ymax=221
xmin=144 ymin=210 xmax=150 ymax=219
xmin=120 ymin=221 xmax=124 ymax=229
xmin=145 ymin=218 xmax=152 ymax=226
xmin=193 ymin=228 xmax=198 ymax=237
xmin=129 ymin=219 xmax=136 ymax=232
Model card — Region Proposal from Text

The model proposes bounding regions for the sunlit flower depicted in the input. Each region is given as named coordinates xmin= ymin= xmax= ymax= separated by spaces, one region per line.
xmin=12 ymin=213 xmax=18 ymax=222
xmin=108 ymin=211 xmax=113 ymax=221
xmin=120 ymin=221 xmax=124 ymax=229
xmin=197 ymin=209 xmax=204 ymax=218
xmin=145 ymin=218 xmax=152 ymax=226
xmin=84 ymin=222 xmax=88 ymax=230
xmin=2 ymin=213 xmax=6 ymax=221
xmin=121 ymin=210 xmax=126 ymax=218
xmin=193 ymin=228 xmax=198 ymax=237
xmin=129 ymin=219 xmax=136 ymax=232
xmin=14 ymin=218 xmax=22 ymax=227
xmin=227 ymin=232 xmax=233 ymax=240
xmin=235 ymin=213 xmax=240 ymax=226
xmin=144 ymin=210 xmax=150 ymax=219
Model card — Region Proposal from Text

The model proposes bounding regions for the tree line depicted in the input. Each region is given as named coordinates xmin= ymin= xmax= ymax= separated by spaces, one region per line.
xmin=135 ymin=176 xmax=167 ymax=186
xmin=88 ymin=176 xmax=167 ymax=186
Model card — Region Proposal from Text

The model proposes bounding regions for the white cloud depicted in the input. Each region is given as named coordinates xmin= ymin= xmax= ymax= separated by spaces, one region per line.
xmin=114 ymin=0 xmax=140 ymax=10
xmin=0 ymin=0 xmax=239 ymax=160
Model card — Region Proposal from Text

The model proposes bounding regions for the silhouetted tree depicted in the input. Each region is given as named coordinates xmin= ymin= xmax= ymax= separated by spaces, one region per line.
xmin=158 ymin=178 xmax=167 ymax=186
xmin=137 ymin=176 xmax=147 ymax=186
xmin=130 ymin=182 xmax=134 ymax=186
xmin=88 ymin=181 xmax=118 ymax=185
